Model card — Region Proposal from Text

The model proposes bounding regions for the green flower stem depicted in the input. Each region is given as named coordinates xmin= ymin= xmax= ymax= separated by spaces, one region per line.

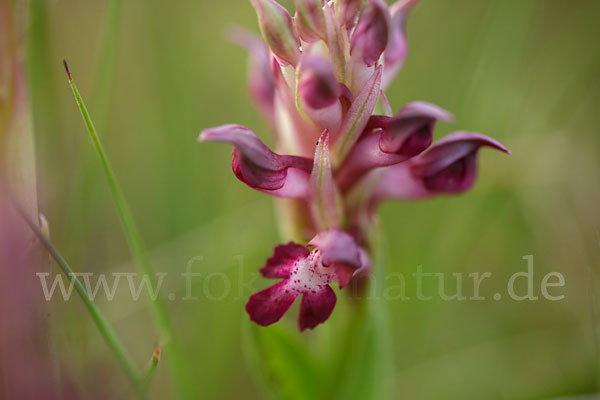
xmin=63 ymin=61 xmax=195 ymax=399
xmin=7 ymin=190 xmax=145 ymax=398
xmin=328 ymin=230 xmax=391 ymax=400
xmin=327 ymin=296 xmax=368 ymax=399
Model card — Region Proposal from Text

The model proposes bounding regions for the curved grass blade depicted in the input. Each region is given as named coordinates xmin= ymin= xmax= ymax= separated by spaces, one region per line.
xmin=63 ymin=61 xmax=196 ymax=399
xmin=5 ymin=186 xmax=146 ymax=399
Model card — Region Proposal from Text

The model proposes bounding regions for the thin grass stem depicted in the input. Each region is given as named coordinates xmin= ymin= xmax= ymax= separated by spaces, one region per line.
xmin=5 ymin=188 xmax=146 ymax=399
xmin=63 ymin=60 xmax=195 ymax=399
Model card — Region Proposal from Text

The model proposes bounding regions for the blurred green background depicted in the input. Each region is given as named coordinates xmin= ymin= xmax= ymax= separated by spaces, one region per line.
xmin=25 ymin=0 xmax=599 ymax=398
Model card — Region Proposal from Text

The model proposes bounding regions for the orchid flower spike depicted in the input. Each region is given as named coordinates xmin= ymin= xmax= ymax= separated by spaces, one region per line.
xmin=199 ymin=0 xmax=510 ymax=330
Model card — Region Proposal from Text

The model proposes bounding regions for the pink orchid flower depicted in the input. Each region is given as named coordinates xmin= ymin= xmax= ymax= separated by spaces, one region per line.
xmin=246 ymin=228 xmax=369 ymax=330
xmin=199 ymin=0 xmax=509 ymax=330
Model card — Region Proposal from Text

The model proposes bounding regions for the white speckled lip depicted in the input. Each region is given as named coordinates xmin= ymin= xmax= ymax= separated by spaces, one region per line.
xmin=288 ymin=250 xmax=335 ymax=295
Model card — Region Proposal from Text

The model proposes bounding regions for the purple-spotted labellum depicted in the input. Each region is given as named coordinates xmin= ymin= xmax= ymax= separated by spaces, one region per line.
xmin=246 ymin=229 xmax=368 ymax=331
xmin=199 ymin=0 xmax=510 ymax=330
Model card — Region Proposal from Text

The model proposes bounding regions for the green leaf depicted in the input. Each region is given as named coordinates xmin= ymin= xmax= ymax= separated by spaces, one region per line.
xmin=242 ymin=321 xmax=325 ymax=400
xmin=329 ymin=235 xmax=392 ymax=400
xmin=333 ymin=307 xmax=390 ymax=400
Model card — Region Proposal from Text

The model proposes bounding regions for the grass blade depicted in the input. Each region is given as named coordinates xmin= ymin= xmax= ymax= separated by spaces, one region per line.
xmin=63 ymin=60 xmax=196 ymax=399
xmin=5 ymin=187 xmax=145 ymax=398
xmin=92 ymin=0 xmax=122 ymax=128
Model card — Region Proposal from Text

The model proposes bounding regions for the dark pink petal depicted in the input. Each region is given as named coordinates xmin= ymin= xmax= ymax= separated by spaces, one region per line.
xmin=411 ymin=132 xmax=510 ymax=177
xmin=421 ymin=152 xmax=477 ymax=193
xmin=270 ymin=58 xmax=322 ymax=157
xmin=350 ymin=0 xmax=390 ymax=67
xmin=298 ymin=55 xmax=341 ymax=109
xmin=199 ymin=124 xmax=313 ymax=197
xmin=336 ymin=247 xmax=371 ymax=289
xmin=373 ymin=131 xmax=510 ymax=200
xmin=337 ymin=102 xmax=453 ymax=190
xmin=337 ymin=0 xmax=364 ymax=28
xmin=294 ymin=0 xmax=326 ymax=42
xmin=298 ymin=285 xmax=337 ymax=331
xmin=247 ymin=230 xmax=370 ymax=329
xmin=381 ymin=102 xmax=453 ymax=154
xmin=246 ymin=280 xmax=299 ymax=326
xmin=308 ymin=228 xmax=362 ymax=269
xmin=251 ymin=0 xmax=301 ymax=66
xmin=382 ymin=0 xmax=420 ymax=88
xmin=335 ymin=265 xmax=354 ymax=289
xmin=229 ymin=28 xmax=276 ymax=121
xmin=297 ymin=55 xmax=344 ymax=132
xmin=364 ymin=114 xmax=392 ymax=131
xmin=260 ymin=242 xmax=310 ymax=279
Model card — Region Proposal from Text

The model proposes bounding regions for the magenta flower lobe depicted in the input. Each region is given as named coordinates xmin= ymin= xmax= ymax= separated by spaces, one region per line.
xmin=246 ymin=229 xmax=367 ymax=330
xmin=199 ymin=125 xmax=313 ymax=197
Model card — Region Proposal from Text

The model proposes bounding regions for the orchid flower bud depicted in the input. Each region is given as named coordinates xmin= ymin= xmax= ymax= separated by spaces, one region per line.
xmin=336 ymin=0 xmax=365 ymax=28
xmin=251 ymin=0 xmax=301 ymax=66
xmin=294 ymin=0 xmax=326 ymax=42
xmin=373 ymin=132 xmax=510 ymax=200
xmin=298 ymin=56 xmax=340 ymax=109
xmin=297 ymin=55 xmax=343 ymax=131
xmin=337 ymin=101 xmax=453 ymax=189
xmin=350 ymin=0 xmax=390 ymax=67
xmin=199 ymin=124 xmax=313 ymax=197
xmin=229 ymin=28 xmax=276 ymax=122
xmin=271 ymin=57 xmax=322 ymax=157
xmin=382 ymin=0 xmax=420 ymax=87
